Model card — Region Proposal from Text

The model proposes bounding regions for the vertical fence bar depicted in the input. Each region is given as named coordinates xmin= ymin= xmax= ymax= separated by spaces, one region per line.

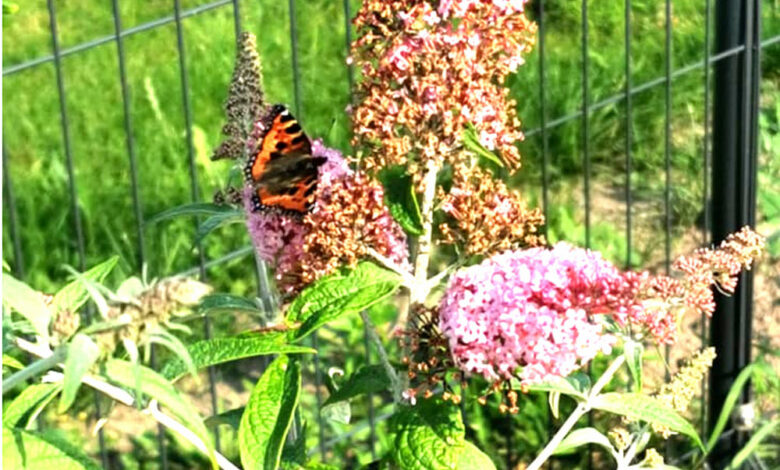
xmin=108 ymin=1 xmax=167 ymax=467
xmin=700 ymin=0 xmax=712 ymax=438
xmin=538 ymin=0 xmax=549 ymax=231
xmin=286 ymin=0 xmax=325 ymax=458
xmin=172 ymin=0 xmax=222 ymax=453
xmin=231 ymin=0 xmax=242 ymax=41
xmin=663 ymin=0 xmax=673 ymax=457
xmin=45 ymin=1 xmax=109 ymax=466
xmin=580 ymin=1 xmax=593 ymax=467
xmin=709 ymin=0 xmax=760 ymax=465
xmin=624 ymin=0 xmax=633 ymax=269
xmin=3 ymin=145 xmax=25 ymax=279
xmin=342 ymin=0 xmax=378 ymax=459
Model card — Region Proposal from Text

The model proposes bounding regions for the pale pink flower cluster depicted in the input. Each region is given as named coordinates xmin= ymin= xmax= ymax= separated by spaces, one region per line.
xmin=439 ymin=243 xmax=626 ymax=385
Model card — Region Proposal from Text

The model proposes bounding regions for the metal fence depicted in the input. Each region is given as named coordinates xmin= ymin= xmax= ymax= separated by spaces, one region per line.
xmin=3 ymin=0 xmax=779 ymax=468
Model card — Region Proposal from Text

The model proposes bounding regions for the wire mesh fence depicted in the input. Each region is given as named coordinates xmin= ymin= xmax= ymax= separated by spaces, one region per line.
xmin=3 ymin=0 xmax=779 ymax=468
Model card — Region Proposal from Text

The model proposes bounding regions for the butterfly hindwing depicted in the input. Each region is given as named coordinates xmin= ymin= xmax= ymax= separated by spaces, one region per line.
xmin=245 ymin=105 xmax=325 ymax=214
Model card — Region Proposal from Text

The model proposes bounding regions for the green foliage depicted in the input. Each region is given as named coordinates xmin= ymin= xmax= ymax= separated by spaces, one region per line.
xmin=196 ymin=293 xmax=266 ymax=317
xmin=3 ymin=427 xmax=101 ymax=469
xmin=552 ymin=428 xmax=615 ymax=456
xmin=3 ymin=382 xmax=62 ymax=429
xmin=286 ymin=262 xmax=402 ymax=341
xmin=51 ymin=257 xmax=118 ymax=315
xmin=322 ymin=364 xmax=391 ymax=407
xmin=591 ymin=393 xmax=703 ymax=449
xmin=59 ymin=333 xmax=100 ymax=413
xmin=160 ymin=331 xmax=316 ymax=381
xmin=239 ymin=355 xmax=302 ymax=470
xmin=2 ymin=272 xmax=51 ymax=340
xmin=379 ymin=166 xmax=424 ymax=235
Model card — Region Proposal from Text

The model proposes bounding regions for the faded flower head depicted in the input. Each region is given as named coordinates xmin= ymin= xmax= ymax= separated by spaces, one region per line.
xmin=439 ymin=243 xmax=621 ymax=386
xmin=653 ymin=347 xmax=716 ymax=438
xmin=244 ymin=140 xmax=408 ymax=295
xmin=213 ymin=32 xmax=266 ymax=161
xmin=351 ymin=0 xmax=535 ymax=183
xmin=439 ymin=164 xmax=545 ymax=256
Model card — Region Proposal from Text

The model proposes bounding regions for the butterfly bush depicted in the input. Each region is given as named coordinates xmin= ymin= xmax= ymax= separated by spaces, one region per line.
xmin=351 ymin=0 xmax=535 ymax=183
xmin=244 ymin=139 xmax=409 ymax=294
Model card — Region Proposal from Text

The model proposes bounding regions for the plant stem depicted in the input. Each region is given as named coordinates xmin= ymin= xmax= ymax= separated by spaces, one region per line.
xmin=2 ymin=347 xmax=64 ymax=394
xmin=361 ymin=311 xmax=403 ymax=403
xmin=527 ymin=355 xmax=626 ymax=470
xmin=410 ymin=158 xmax=440 ymax=305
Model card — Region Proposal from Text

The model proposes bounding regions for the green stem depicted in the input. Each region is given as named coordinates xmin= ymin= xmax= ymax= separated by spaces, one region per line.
xmin=527 ymin=355 xmax=626 ymax=470
xmin=2 ymin=347 xmax=64 ymax=394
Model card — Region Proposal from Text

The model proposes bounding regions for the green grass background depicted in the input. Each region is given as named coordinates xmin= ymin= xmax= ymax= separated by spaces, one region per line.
xmin=3 ymin=1 xmax=780 ymax=467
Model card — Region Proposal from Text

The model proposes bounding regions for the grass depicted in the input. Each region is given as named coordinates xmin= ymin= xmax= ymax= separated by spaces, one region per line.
xmin=2 ymin=2 xmax=780 ymax=467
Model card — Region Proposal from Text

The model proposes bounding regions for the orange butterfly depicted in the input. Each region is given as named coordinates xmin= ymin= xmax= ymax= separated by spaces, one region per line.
xmin=244 ymin=105 xmax=326 ymax=215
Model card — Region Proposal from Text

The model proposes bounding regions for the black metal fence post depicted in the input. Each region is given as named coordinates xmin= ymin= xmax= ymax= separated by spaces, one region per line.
xmin=709 ymin=0 xmax=761 ymax=466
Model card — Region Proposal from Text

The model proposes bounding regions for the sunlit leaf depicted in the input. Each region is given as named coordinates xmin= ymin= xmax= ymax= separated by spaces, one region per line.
xmin=521 ymin=372 xmax=591 ymax=401
xmin=391 ymin=398 xmax=466 ymax=470
xmin=624 ymin=340 xmax=644 ymax=393
xmin=591 ymin=393 xmax=703 ymax=449
xmin=553 ymin=427 xmax=615 ymax=456
xmin=2 ymin=273 xmax=51 ymax=340
xmin=287 ymin=262 xmax=402 ymax=342
xmin=239 ymin=355 xmax=302 ymax=470
xmin=145 ymin=202 xmax=236 ymax=225
xmin=3 ymin=427 xmax=101 ymax=469
xmin=59 ymin=334 xmax=100 ymax=413
xmin=193 ymin=210 xmax=244 ymax=246
xmin=3 ymin=383 xmax=62 ymax=428
xmin=52 ymin=257 xmax=118 ymax=315
xmin=456 ymin=441 xmax=496 ymax=470
xmin=378 ymin=166 xmax=423 ymax=235
xmin=161 ymin=332 xmax=315 ymax=381
xmin=706 ymin=364 xmax=755 ymax=453
xmin=197 ymin=294 xmax=265 ymax=317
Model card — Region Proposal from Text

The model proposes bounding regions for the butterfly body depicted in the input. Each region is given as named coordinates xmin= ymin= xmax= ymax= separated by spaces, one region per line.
xmin=244 ymin=105 xmax=326 ymax=215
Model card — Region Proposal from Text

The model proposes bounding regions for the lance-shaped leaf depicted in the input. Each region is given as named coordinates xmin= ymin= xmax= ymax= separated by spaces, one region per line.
xmin=3 ymin=427 xmax=101 ymax=469
xmin=193 ymin=210 xmax=244 ymax=246
xmin=3 ymin=383 xmax=62 ymax=429
xmin=51 ymin=257 xmax=118 ymax=314
xmin=463 ymin=123 xmax=505 ymax=168
xmin=239 ymin=355 xmax=302 ymax=470
xmin=457 ymin=441 xmax=496 ymax=470
xmin=521 ymin=372 xmax=591 ymax=401
xmin=287 ymin=262 xmax=401 ymax=341
xmin=59 ymin=334 xmax=100 ymax=413
xmin=102 ymin=359 xmax=216 ymax=467
xmin=206 ymin=407 xmax=244 ymax=429
xmin=624 ymin=340 xmax=644 ymax=393
xmin=553 ymin=427 xmax=615 ymax=456
xmin=391 ymin=398 xmax=467 ymax=470
xmin=591 ymin=393 xmax=703 ymax=449
xmin=145 ymin=202 xmax=237 ymax=225
xmin=322 ymin=364 xmax=392 ymax=406
xmin=161 ymin=331 xmax=315 ymax=381
xmin=197 ymin=293 xmax=265 ymax=317
xmin=2 ymin=273 xmax=51 ymax=340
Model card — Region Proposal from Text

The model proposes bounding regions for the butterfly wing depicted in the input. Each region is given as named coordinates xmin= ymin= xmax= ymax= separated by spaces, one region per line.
xmin=245 ymin=105 xmax=325 ymax=214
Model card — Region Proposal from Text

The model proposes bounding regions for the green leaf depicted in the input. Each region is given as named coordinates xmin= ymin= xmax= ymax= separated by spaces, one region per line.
xmin=726 ymin=420 xmax=779 ymax=469
xmin=239 ymin=355 xmax=302 ymax=470
xmin=145 ymin=202 xmax=237 ymax=225
xmin=51 ymin=257 xmax=118 ymax=314
xmin=2 ymin=273 xmax=51 ymax=340
xmin=3 ymin=353 xmax=25 ymax=370
xmin=193 ymin=210 xmax=244 ymax=246
xmin=706 ymin=364 xmax=755 ymax=453
xmin=591 ymin=393 xmax=703 ymax=449
xmin=624 ymin=340 xmax=643 ymax=393
xmin=3 ymin=383 xmax=62 ymax=428
xmin=322 ymin=364 xmax=392 ymax=406
xmin=378 ymin=166 xmax=424 ymax=235
xmin=553 ymin=427 xmax=615 ymax=456
xmin=197 ymin=294 xmax=265 ymax=317
xmin=3 ymin=427 xmax=101 ymax=469
xmin=456 ymin=441 xmax=496 ymax=470
xmin=462 ymin=123 xmax=505 ymax=168
xmin=59 ymin=334 xmax=100 ymax=413
xmin=102 ymin=359 xmax=216 ymax=467
xmin=287 ymin=262 xmax=402 ymax=341
xmin=160 ymin=332 xmax=315 ymax=381
xmin=281 ymin=421 xmax=307 ymax=465
xmin=205 ymin=407 xmax=244 ymax=429
xmin=391 ymin=398 xmax=466 ymax=470
xmin=522 ymin=372 xmax=591 ymax=401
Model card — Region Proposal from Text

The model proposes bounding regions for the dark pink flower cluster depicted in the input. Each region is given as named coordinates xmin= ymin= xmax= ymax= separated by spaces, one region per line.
xmin=439 ymin=243 xmax=621 ymax=386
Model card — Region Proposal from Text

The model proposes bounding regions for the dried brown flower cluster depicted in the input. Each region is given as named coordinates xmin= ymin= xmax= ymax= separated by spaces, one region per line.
xmin=295 ymin=173 xmax=410 ymax=290
xmin=653 ymin=347 xmax=716 ymax=438
xmin=94 ymin=277 xmax=212 ymax=355
xmin=438 ymin=165 xmax=545 ymax=256
xmin=351 ymin=0 xmax=536 ymax=183
xmin=212 ymin=32 xmax=265 ymax=161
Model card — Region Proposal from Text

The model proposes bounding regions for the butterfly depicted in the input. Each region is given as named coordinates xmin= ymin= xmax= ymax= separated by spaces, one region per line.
xmin=244 ymin=104 xmax=326 ymax=215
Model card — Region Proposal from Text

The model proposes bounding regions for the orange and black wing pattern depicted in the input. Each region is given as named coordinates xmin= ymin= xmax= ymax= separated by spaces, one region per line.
xmin=244 ymin=105 xmax=326 ymax=215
